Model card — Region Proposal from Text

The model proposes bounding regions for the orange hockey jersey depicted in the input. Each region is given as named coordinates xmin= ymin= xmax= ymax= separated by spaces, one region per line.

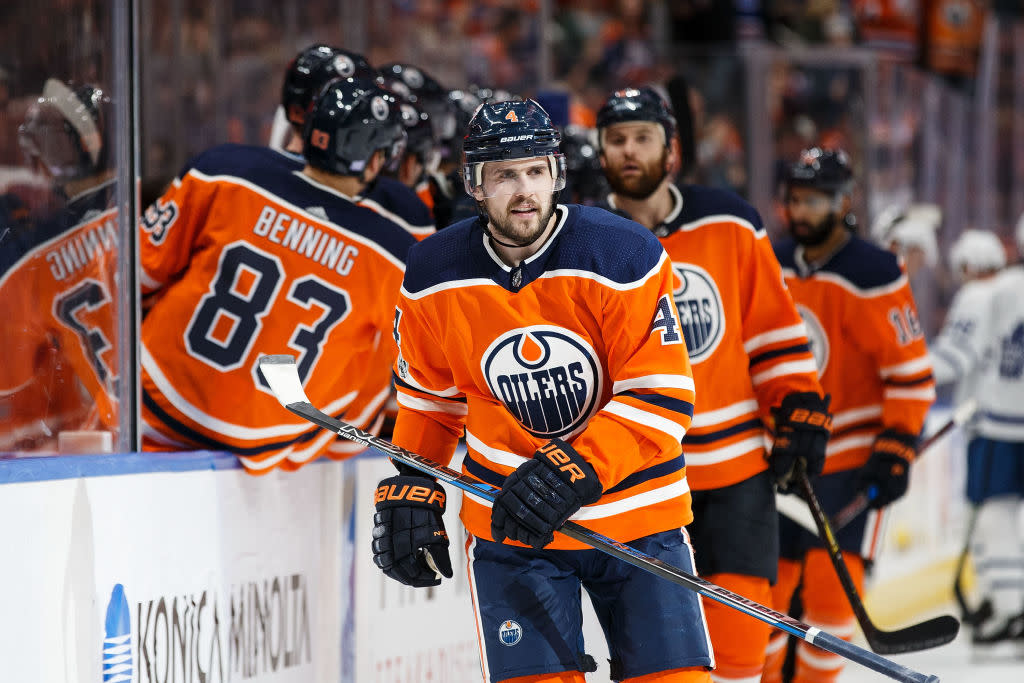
xmin=775 ymin=235 xmax=935 ymax=473
xmin=391 ymin=205 xmax=697 ymax=550
xmin=607 ymin=185 xmax=823 ymax=490
xmin=0 ymin=180 xmax=120 ymax=449
xmin=139 ymin=144 xmax=416 ymax=473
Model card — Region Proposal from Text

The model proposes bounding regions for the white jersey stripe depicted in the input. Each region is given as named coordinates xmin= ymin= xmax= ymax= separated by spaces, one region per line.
xmin=613 ymin=374 xmax=696 ymax=394
xmin=603 ymin=399 xmax=688 ymax=442
xmin=397 ymin=391 xmax=469 ymax=416
xmin=879 ymin=355 xmax=932 ymax=379
xmin=690 ymin=400 xmax=761 ymax=429
xmin=884 ymin=386 xmax=937 ymax=401
xmin=743 ymin=323 xmax=809 ymax=354
xmin=683 ymin=435 xmax=769 ymax=467
xmin=831 ymin=405 xmax=883 ymax=428
xmin=751 ymin=359 xmax=819 ymax=385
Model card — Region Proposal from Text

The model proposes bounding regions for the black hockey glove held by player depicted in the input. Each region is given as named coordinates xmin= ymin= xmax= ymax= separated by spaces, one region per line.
xmin=491 ymin=439 xmax=603 ymax=549
xmin=857 ymin=429 xmax=917 ymax=509
xmin=769 ymin=392 xmax=832 ymax=493
xmin=372 ymin=471 xmax=453 ymax=588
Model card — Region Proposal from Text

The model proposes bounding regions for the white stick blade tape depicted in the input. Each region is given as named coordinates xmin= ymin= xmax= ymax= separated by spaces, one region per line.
xmin=258 ymin=355 xmax=309 ymax=406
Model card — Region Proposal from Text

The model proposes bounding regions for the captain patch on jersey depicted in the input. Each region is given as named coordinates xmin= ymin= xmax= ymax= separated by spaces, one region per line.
xmin=482 ymin=326 xmax=602 ymax=439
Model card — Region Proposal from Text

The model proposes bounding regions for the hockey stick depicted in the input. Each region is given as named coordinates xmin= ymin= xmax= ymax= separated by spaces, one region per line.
xmin=258 ymin=354 xmax=943 ymax=683
xmin=833 ymin=399 xmax=978 ymax=531
xmin=794 ymin=466 xmax=960 ymax=655
xmin=951 ymin=507 xmax=990 ymax=626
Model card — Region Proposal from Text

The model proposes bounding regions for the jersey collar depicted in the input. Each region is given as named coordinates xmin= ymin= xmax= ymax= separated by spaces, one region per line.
xmin=606 ymin=183 xmax=684 ymax=238
xmin=480 ymin=204 xmax=570 ymax=291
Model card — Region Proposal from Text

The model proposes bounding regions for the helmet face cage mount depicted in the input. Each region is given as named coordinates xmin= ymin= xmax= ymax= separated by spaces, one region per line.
xmin=461 ymin=99 xmax=566 ymax=198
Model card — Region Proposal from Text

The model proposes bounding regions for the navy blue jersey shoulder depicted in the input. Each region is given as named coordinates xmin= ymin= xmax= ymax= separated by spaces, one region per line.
xmin=361 ymin=176 xmax=434 ymax=229
xmin=676 ymin=184 xmax=764 ymax=232
xmin=402 ymin=204 xmax=664 ymax=294
xmin=775 ymin=234 xmax=903 ymax=289
xmin=180 ymin=143 xmax=415 ymax=263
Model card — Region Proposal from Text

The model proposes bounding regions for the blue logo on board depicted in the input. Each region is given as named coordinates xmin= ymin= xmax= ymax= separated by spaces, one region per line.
xmin=482 ymin=327 xmax=602 ymax=439
xmin=103 ymin=583 xmax=133 ymax=682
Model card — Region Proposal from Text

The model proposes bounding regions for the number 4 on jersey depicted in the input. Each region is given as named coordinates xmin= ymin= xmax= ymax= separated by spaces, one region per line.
xmin=651 ymin=294 xmax=683 ymax=345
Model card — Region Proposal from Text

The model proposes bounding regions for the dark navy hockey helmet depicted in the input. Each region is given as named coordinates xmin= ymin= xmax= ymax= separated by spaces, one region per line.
xmin=596 ymin=86 xmax=677 ymax=148
xmin=19 ymin=78 xmax=109 ymax=182
xmin=302 ymin=78 xmax=407 ymax=178
xmin=378 ymin=63 xmax=455 ymax=143
xmin=786 ymin=147 xmax=854 ymax=196
xmin=282 ymin=44 xmax=378 ymax=127
xmin=378 ymin=74 xmax=437 ymax=168
xmin=462 ymin=99 xmax=566 ymax=196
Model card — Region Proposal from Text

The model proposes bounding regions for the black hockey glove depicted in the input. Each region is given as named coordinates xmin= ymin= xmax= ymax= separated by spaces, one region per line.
xmin=491 ymin=439 xmax=603 ymax=549
xmin=769 ymin=392 xmax=832 ymax=493
xmin=372 ymin=468 xmax=453 ymax=588
xmin=857 ymin=429 xmax=917 ymax=509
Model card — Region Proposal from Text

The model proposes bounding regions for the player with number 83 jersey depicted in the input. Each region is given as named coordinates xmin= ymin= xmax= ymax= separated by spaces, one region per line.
xmin=140 ymin=78 xmax=415 ymax=473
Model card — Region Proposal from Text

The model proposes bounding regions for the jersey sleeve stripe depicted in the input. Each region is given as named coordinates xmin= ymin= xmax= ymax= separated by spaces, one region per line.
xmin=879 ymin=355 xmax=933 ymax=379
xmin=603 ymin=455 xmax=685 ymax=494
xmin=393 ymin=371 xmax=464 ymax=399
xmin=344 ymin=386 xmax=392 ymax=427
xmin=465 ymin=430 xmax=528 ymax=469
xmin=681 ymin=435 xmax=769 ymax=466
xmin=139 ymin=270 xmax=163 ymax=292
xmin=143 ymin=344 xmax=357 ymax=439
xmin=396 ymin=391 xmax=470 ymax=416
xmin=883 ymin=386 xmax=937 ymax=401
xmin=827 ymin=433 xmax=876 ymax=456
xmin=748 ymin=342 xmax=812 ymax=367
xmin=690 ymin=399 xmax=761 ymax=429
xmin=832 ymin=404 xmax=883 ymax=428
xmin=883 ymin=374 xmax=935 ymax=387
xmin=603 ymin=400 xmax=688 ymax=442
xmin=750 ymin=359 xmax=819 ymax=385
xmin=570 ymin=479 xmax=691 ymax=520
xmin=679 ymin=213 xmax=760 ymax=236
xmin=279 ymin=430 xmax=344 ymax=468
xmin=612 ymin=374 xmax=696 ymax=394
xmin=683 ymin=418 xmax=763 ymax=445
xmin=831 ymin=419 xmax=883 ymax=440
xmin=743 ymin=323 xmax=809 ymax=353
xmin=618 ymin=391 xmax=695 ymax=419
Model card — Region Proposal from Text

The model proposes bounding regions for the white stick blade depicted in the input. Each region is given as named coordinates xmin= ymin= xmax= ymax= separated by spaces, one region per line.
xmin=258 ymin=355 xmax=309 ymax=407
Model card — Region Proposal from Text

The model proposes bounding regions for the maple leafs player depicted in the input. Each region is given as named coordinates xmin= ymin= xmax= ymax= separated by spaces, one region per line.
xmin=594 ymin=86 xmax=828 ymax=683
xmin=373 ymin=99 xmax=714 ymax=682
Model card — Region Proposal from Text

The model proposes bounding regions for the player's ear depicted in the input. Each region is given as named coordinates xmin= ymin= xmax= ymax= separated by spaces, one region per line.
xmin=667 ymin=137 xmax=681 ymax=174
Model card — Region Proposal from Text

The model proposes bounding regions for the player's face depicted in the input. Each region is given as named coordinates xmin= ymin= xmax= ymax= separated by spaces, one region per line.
xmin=478 ymin=158 xmax=557 ymax=246
xmin=785 ymin=187 xmax=838 ymax=247
xmin=600 ymin=121 xmax=669 ymax=200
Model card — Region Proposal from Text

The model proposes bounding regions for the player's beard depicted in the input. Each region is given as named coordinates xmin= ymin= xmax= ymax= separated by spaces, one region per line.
xmin=604 ymin=148 xmax=668 ymax=200
xmin=789 ymin=213 xmax=837 ymax=247
xmin=487 ymin=193 xmax=557 ymax=247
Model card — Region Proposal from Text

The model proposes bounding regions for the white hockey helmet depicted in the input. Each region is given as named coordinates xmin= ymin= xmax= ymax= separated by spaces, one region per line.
xmin=884 ymin=204 xmax=942 ymax=269
xmin=949 ymin=229 xmax=1006 ymax=278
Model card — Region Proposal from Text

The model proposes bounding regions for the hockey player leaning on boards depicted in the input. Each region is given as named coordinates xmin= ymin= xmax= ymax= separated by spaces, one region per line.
xmin=938 ymin=220 xmax=1024 ymax=648
xmin=371 ymin=98 xmax=715 ymax=683
xmin=273 ymin=44 xmax=435 ymax=241
xmin=763 ymin=148 xmax=936 ymax=683
xmin=593 ymin=85 xmax=829 ymax=683
xmin=139 ymin=78 xmax=416 ymax=472
xmin=0 ymin=79 xmax=120 ymax=451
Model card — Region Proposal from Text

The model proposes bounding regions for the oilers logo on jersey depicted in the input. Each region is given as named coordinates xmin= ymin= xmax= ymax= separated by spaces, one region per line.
xmin=498 ymin=620 xmax=523 ymax=647
xmin=795 ymin=304 xmax=829 ymax=375
xmin=671 ymin=263 xmax=724 ymax=363
xmin=482 ymin=326 xmax=602 ymax=439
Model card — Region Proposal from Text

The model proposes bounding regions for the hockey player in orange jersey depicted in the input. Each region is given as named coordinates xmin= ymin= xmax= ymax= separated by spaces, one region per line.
xmin=0 ymin=79 xmax=121 ymax=452
xmin=762 ymin=149 xmax=935 ymax=683
xmin=371 ymin=99 xmax=714 ymax=682
xmin=595 ymin=86 xmax=830 ymax=683
xmin=140 ymin=78 xmax=416 ymax=472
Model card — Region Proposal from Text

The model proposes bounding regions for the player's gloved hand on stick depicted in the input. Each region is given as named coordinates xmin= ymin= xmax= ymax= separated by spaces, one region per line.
xmin=491 ymin=439 xmax=603 ymax=549
xmin=372 ymin=463 xmax=453 ymax=587
xmin=769 ymin=392 xmax=832 ymax=493
xmin=857 ymin=429 xmax=917 ymax=509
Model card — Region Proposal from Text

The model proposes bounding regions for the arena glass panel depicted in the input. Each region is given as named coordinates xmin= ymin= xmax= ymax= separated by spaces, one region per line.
xmin=0 ymin=0 xmax=138 ymax=455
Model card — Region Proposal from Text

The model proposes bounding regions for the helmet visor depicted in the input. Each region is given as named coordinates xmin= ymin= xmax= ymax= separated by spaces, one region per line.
xmin=463 ymin=154 xmax=566 ymax=198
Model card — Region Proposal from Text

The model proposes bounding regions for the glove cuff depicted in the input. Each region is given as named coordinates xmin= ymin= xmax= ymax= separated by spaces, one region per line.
xmin=374 ymin=475 xmax=447 ymax=513
xmin=535 ymin=438 xmax=603 ymax=505
xmin=873 ymin=429 xmax=917 ymax=462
